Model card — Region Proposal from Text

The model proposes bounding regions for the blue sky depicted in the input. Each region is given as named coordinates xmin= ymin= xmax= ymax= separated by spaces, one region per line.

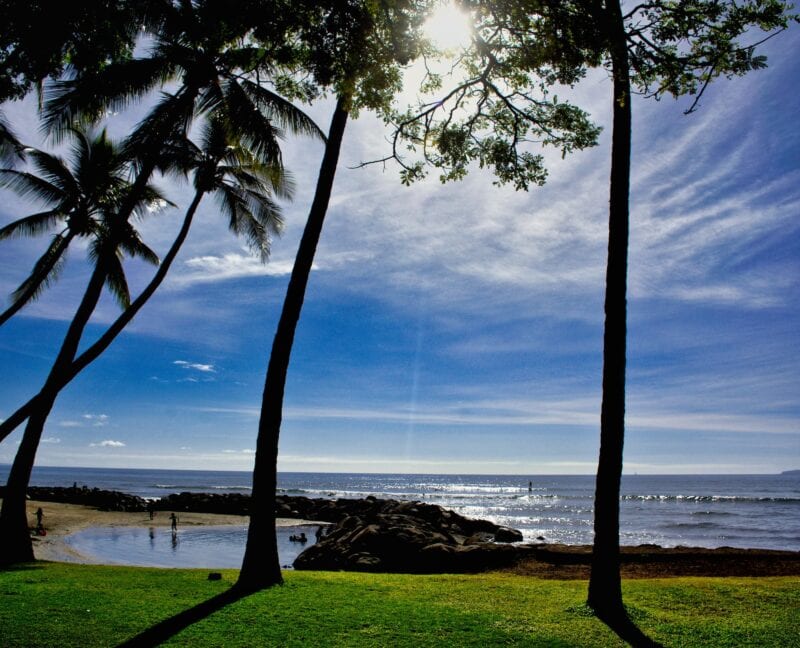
xmin=0 ymin=24 xmax=798 ymax=475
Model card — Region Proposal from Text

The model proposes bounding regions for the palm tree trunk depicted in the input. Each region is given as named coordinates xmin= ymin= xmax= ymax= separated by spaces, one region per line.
xmin=0 ymin=257 xmax=109 ymax=565
xmin=587 ymin=0 xmax=631 ymax=619
xmin=0 ymin=405 xmax=54 ymax=564
xmin=237 ymin=97 xmax=349 ymax=592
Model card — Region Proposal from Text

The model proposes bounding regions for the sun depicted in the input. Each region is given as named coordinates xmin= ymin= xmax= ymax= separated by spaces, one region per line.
xmin=423 ymin=1 xmax=474 ymax=53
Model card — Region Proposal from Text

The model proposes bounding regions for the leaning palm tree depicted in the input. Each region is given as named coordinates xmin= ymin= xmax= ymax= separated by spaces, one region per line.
xmin=0 ymin=127 xmax=165 ymax=326
xmin=0 ymin=127 xmax=170 ymax=565
xmin=0 ymin=117 xmax=293 ymax=565
xmin=0 ymin=1 xmax=323 ymax=447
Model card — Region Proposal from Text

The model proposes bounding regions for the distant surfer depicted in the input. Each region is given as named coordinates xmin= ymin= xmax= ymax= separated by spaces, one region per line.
xmin=528 ymin=481 xmax=533 ymax=493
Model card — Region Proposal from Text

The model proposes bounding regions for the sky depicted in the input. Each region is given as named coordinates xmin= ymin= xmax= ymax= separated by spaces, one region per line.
xmin=0 ymin=17 xmax=798 ymax=475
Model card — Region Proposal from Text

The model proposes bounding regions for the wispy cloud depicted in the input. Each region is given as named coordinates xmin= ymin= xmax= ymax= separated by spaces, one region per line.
xmin=174 ymin=360 xmax=215 ymax=373
xmin=84 ymin=414 xmax=109 ymax=427
xmin=59 ymin=414 xmax=109 ymax=428
xmin=222 ymin=448 xmax=255 ymax=454
xmin=174 ymin=253 xmax=300 ymax=285
xmin=41 ymin=437 xmax=61 ymax=444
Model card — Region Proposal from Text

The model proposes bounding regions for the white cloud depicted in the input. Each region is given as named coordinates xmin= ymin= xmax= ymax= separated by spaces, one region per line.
xmin=89 ymin=439 xmax=126 ymax=448
xmin=41 ymin=437 xmax=61 ymax=444
xmin=222 ymin=448 xmax=255 ymax=454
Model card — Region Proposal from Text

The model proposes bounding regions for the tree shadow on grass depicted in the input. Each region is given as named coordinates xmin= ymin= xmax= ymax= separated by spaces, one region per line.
xmin=0 ymin=561 xmax=48 ymax=573
xmin=118 ymin=585 xmax=254 ymax=647
xmin=595 ymin=608 xmax=664 ymax=648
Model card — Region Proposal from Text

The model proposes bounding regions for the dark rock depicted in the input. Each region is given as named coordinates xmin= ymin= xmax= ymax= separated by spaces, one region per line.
xmin=294 ymin=505 xmax=525 ymax=574
xmin=494 ymin=526 xmax=524 ymax=543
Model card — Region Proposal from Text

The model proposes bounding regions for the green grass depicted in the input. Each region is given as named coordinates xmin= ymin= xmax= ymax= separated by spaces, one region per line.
xmin=0 ymin=563 xmax=798 ymax=647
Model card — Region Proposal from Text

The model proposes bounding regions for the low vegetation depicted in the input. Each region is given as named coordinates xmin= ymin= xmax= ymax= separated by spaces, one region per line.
xmin=0 ymin=563 xmax=797 ymax=647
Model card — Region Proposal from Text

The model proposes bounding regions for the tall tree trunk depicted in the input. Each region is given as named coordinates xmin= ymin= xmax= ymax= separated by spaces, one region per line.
xmin=237 ymin=97 xmax=349 ymax=592
xmin=588 ymin=0 xmax=631 ymax=619
xmin=0 ymin=258 xmax=109 ymax=565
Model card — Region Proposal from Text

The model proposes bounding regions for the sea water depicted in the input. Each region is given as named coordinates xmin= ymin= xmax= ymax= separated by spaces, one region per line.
xmin=4 ymin=466 xmax=798 ymax=566
xmin=62 ymin=524 xmax=320 ymax=569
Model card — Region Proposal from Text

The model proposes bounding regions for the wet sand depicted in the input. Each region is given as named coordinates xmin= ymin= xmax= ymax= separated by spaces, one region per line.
xmin=21 ymin=500 xmax=315 ymax=564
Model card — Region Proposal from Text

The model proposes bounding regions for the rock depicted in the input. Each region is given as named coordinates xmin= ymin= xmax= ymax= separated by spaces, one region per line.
xmin=294 ymin=506 xmax=525 ymax=574
xmin=494 ymin=526 xmax=524 ymax=543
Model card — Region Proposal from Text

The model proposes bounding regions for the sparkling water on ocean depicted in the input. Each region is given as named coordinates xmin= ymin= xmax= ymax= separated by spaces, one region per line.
xmin=6 ymin=466 xmax=800 ymax=552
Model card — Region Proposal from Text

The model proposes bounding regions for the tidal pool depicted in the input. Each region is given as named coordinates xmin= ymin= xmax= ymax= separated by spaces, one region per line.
xmin=63 ymin=524 xmax=320 ymax=568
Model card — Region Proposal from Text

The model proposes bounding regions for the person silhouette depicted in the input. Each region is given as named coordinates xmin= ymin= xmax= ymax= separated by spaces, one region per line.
xmin=169 ymin=512 xmax=178 ymax=531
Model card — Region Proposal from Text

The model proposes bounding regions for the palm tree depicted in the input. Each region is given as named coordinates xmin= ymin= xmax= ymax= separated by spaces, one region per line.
xmin=0 ymin=118 xmax=291 ymax=565
xmin=0 ymin=127 xmax=165 ymax=326
xmin=237 ymin=0 xmax=426 ymax=592
xmin=0 ymin=2 xmax=322 ymax=455
xmin=238 ymin=95 xmax=349 ymax=591
xmin=0 ymin=126 xmax=172 ymax=564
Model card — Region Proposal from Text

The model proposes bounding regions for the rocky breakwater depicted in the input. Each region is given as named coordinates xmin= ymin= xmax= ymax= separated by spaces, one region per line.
xmin=2 ymin=485 xmax=147 ymax=512
xmin=294 ymin=496 xmax=525 ymax=573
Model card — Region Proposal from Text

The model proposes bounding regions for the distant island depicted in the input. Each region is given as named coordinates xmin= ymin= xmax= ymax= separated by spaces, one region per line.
xmin=781 ymin=470 xmax=800 ymax=476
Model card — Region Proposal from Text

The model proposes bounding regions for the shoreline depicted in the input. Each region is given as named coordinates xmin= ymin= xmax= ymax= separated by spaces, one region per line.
xmin=18 ymin=500 xmax=319 ymax=564
xmin=16 ymin=499 xmax=800 ymax=577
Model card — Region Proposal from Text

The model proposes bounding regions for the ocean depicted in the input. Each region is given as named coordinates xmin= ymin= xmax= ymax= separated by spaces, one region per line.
xmin=4 ymin=465 xmax=799 ymax=552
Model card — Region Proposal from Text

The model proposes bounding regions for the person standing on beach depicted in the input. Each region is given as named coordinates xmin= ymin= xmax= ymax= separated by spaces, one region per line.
xmin=35 ymin=507 xmax=44 ymax=533
xmin=169 ymin=512 xmax=178 ymax=531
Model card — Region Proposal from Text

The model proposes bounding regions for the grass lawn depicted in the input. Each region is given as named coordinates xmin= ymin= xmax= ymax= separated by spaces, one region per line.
xmin=0 ymin=563 xmax=798 ymax=646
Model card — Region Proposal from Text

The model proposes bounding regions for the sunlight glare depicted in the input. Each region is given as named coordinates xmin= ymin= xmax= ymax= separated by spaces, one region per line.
xmin=424 ymin=1 xmax=473 ymax=53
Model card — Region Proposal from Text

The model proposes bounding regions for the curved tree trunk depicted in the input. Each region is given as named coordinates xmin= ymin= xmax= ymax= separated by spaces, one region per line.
xmin=588 ymin=0 xmax=631 ymax=620
xmin=0 ymin=258 xmax=109 ymax=565
xmin=0 ymin=179 xmax=201 ymax=566
xmin=237 ymin=97 xmax=349 ymax=592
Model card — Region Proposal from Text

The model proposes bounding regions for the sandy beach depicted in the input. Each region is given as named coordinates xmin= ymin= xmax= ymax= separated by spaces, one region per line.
xmin=20 ymin=499 xmax=313 ymax=564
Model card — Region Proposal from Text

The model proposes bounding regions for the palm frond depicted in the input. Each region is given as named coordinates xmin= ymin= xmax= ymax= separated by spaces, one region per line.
xmin=42 ymin=56 xmax=177 ymax=138
xmin=104 ymin=251 xmax=131 ymax=309
xmin=129 ymin=184 xmax=177 ymax=220
xmin=240 ymin=78 xmax=326 ymax=141
xmin=117 ymin=223 xmax=160 ymax=266
xmin=0 ymin=209 xmax=66 ymax=240
xmin=0 ymin=113 xmax=25 ymax=166
xmin=10 ymin=234 xmax=72 ymax=306
xmin=243 ymin=187 xmax=285 ymax=235
xmin=215 ymin=182 xmax=273 ymax=261
xmin=124 ymin=89 xmax=198 ymax=163
xmin=28 ymin=150 xmax=79 ymax=197
xmin=0 ymin=168 xmax=67 ymax=206
xmin=195 ymin=83 xmax=226 ymax=118
xmin=222 ymin=80 xmax=284 ymax=164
